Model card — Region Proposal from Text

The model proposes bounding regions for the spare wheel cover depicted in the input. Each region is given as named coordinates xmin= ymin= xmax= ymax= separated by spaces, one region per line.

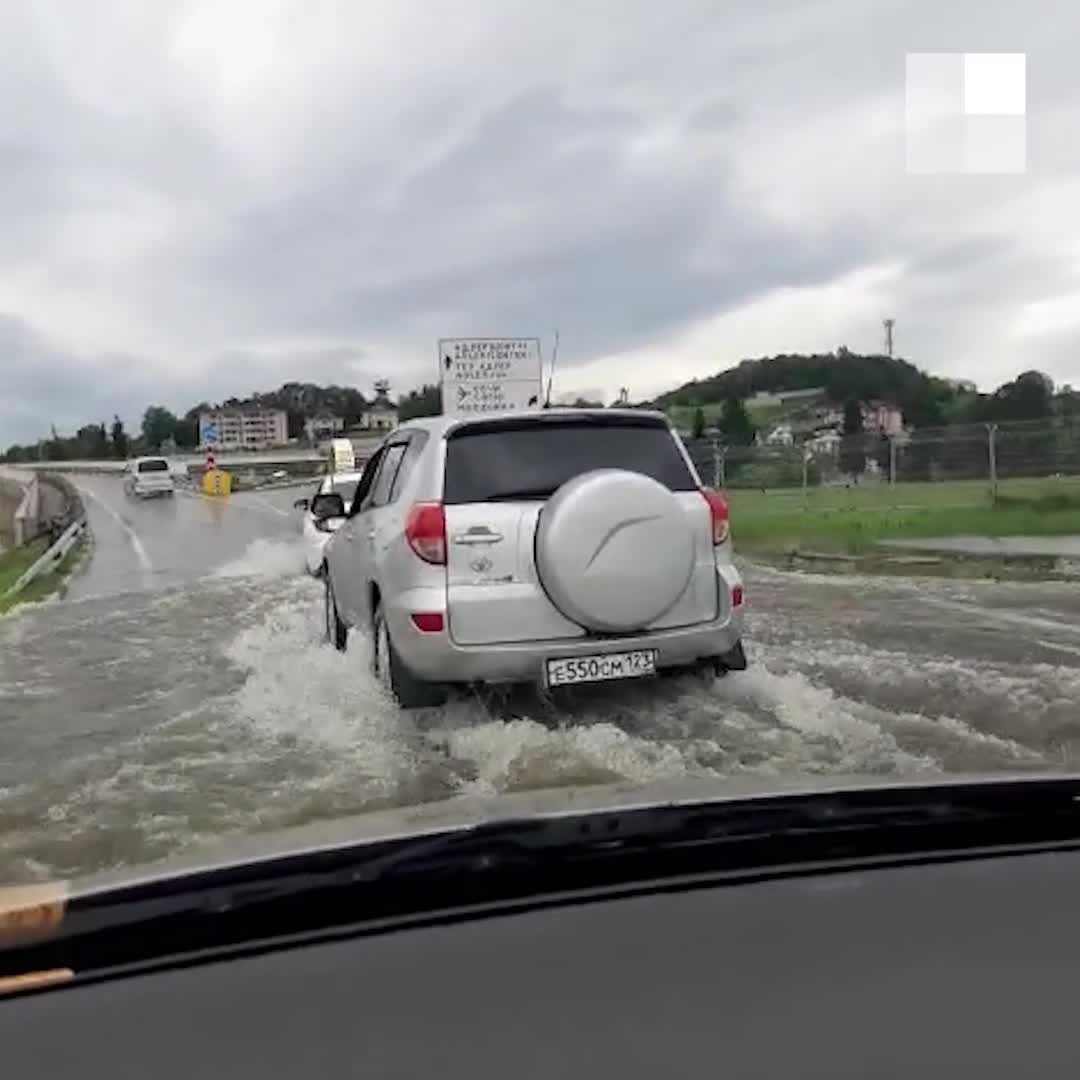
xmin=535 ymin=468 xmax=694 ymax=633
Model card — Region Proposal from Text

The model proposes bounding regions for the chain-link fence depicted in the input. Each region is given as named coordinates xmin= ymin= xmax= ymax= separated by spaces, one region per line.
xmin=682 ymin=418 xmax=1080 ymax=512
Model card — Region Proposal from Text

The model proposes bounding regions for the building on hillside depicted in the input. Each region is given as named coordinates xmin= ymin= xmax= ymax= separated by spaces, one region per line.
xmin=199 ymin=408 xmax=288 ymax=450
xmin=764 ymin=423 xmax=795 ymax=446
xmin=358 ymin=380 xmax=398 ymax=431
xmin=749 ymin=387 xmax=827 ymax=408
xmin=807 ymin=430 xmax=841 ymax=453
xmin=808 ymin=405 xmax=844 ymax=428
xmin=304 ymin=413 xmax=345 ymax=443
xmin=861 ymin=401 xmax=904 ymax=436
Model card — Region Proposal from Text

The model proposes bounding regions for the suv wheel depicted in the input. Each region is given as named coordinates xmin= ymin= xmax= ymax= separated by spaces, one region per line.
xmin=324 ymin=572 xmax=347 ymax=652
xmin=372 ymin=603 xmax=447 ymax=709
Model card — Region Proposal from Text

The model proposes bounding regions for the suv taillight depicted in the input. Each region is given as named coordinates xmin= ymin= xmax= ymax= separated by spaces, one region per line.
xmin=700 ymin=487 xmax=730 ymax=545
xmin=405 ymin=501 xmax=446 ymax=564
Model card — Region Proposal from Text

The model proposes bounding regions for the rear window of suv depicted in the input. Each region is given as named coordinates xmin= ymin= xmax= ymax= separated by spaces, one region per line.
xmin=137 ymin=459 xmax=169 ymax=473
xmin=443 ymin=415 xmax=697 ymax=505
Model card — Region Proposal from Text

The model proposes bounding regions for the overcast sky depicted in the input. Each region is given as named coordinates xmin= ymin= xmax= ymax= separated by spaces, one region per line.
xmin=1 ymin=0 xmax=1077 ymax=443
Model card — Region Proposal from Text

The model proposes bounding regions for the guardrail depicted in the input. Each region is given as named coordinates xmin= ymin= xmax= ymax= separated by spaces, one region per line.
xmin=3 ymin=516 xmax=87 ymax=600
xmin=12 ymin=451 xmax=325 ymax=472
xmin=2 ymin=471 xmax=89 ymax=604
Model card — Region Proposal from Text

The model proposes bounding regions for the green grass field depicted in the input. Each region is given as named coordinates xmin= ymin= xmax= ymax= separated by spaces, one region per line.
xmin=728 ymin=476 xmax=1080 ymax=555
xmin=0 ymin=534 xmax=86 ymax=615
xmin=0 ymin=536 xmax=48 ymax=597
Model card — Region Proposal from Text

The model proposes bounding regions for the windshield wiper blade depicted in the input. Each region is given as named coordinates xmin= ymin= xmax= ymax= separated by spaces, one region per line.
xmin=484 ymin=488 xmax=555 ymax=501
xmin=8 ymin=777 xmax=1080 ymax=981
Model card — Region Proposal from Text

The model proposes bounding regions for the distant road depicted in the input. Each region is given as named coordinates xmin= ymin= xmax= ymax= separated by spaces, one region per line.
xmin=10 ymin=437 xmax=389 ymax=474
xmin=68 ymin=474 xmax=309 ymax=598
xmin=13 ymin=450 xmax=323 ymax=473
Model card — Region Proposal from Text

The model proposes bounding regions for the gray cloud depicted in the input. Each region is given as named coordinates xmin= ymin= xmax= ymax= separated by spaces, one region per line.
xmin=1 ymin=0 xmax=1079 ymax=443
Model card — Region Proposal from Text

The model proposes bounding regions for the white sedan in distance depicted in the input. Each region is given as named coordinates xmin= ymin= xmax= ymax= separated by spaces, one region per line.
xmin=123 ymin=456 xmax=176 ymax=499
xmin=295 ymin=471 xmax=364 ymax=576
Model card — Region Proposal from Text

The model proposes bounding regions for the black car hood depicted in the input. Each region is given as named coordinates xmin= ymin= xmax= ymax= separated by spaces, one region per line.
xmin=59 ymin=768 xmax=1067 ymax=900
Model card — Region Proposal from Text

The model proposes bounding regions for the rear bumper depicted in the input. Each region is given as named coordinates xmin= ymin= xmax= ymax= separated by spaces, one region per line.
xmin=386 ymin=562 xmax=746 ymax=686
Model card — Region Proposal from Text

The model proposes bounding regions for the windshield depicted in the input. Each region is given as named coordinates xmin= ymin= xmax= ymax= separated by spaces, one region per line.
xmin=0 ymin=4 xmax=1075 ymax=902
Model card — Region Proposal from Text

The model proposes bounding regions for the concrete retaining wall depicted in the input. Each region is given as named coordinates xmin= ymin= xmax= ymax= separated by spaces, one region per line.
xmin=0 ymin=476 xmax=24 ymax=547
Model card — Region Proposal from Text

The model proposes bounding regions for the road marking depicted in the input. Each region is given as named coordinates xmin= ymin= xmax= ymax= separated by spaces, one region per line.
xmin=178 ymin=488 xmax=291 ymax=518
xmin=78 ymin=487 xmax=153 ymax=575
xmin=242 ymin=493 xmax=291 ymax=518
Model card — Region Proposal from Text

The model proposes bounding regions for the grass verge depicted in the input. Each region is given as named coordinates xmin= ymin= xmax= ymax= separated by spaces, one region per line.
xmin=0 ymin=537 xmax=49 ymax=596
xmin=732 ymin=490 xmax=1080 ymax=557
xmin=0 ymin=533 xmax=88 ymax=615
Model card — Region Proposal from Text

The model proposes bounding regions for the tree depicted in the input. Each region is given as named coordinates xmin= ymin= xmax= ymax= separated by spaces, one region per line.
xmin=71 ymin=423 xmax=108 ymax=459
xmin=43 ymin=424 xmax=69 ymax=461
xmin=839 ymin=399 xmax=866 ymax=480
xmin=91 ymin=423 xmax=109 ymax=458
xmin=990 ymin=370 xmax=1053 ymax=422
xmin=142 ymin=405 xmax=178 ymax=451
xmin=174 ymin=414 xmax=198 ymax=449
xmin=398 ymin=384 xmax=442 ymax=421
xmin=874 ymin=433 xmax=892 ymax=477
xmin=691 ymin=406 xmax=706 ymax=439
xmin=718 ymin=395 xmax=754 ymax=446
xmin=111 ymin=416 xmax=129 ymax=460
xmin=904 ymin=378 xmax=945 ymax=428
xmin=286 ymin=410 xmax=306 ymax=440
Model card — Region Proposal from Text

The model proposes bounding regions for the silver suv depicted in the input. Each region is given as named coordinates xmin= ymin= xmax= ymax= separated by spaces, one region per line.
xmin=319 ymin=409 xmax=746 ymax=708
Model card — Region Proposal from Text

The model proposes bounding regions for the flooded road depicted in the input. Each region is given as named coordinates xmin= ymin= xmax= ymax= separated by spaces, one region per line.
xmin=3 ymin=474 xmax=1080 ymax=883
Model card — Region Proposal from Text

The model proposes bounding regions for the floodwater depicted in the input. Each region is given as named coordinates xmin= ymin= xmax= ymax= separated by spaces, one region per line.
xmin=2 ymin=475 xmax=1079 ymax=883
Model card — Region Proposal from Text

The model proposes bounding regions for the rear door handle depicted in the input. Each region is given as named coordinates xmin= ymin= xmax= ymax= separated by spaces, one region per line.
xmin=452 ymin=530 xmax=503 ymax=545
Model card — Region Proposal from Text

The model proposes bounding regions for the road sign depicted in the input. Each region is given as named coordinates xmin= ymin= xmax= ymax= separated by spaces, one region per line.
xmin=438 ymin=337 xmax=543 ymax=418
xmin=329 ymin=438 xmax=355 ymax=474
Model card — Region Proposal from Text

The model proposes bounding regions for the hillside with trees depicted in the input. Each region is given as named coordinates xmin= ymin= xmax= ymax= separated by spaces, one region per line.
xmin=6 ymin=353 xmax=1080 ymax=463
xmin=654 ymin=349 xmax=958 ymax=428
xmin=654 ymin=349 xmax=1080 ymax=431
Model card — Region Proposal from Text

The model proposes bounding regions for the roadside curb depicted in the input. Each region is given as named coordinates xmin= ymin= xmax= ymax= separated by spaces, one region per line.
xmin=750 ymin=546 xmax=1080 ymax=582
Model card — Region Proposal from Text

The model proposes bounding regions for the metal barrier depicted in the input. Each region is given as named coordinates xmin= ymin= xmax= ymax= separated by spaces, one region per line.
xmin=2 ymin=472 xmax=89 ymax=603
xmin=3 ymin=517 xmax=87 ymax=599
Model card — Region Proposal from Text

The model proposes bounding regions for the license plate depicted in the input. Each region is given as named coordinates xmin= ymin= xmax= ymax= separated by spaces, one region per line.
xmin=545 ymin=649 xmax=658 ymax=688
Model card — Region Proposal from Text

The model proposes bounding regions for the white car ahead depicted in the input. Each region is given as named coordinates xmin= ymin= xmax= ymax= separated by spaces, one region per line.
xmin=295 ymin=471 xmax=364 ymax=576
xmin=124 ymin=456 xmax=176 ymax=498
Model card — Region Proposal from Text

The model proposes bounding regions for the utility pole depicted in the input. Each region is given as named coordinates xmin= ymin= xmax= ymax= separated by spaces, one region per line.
xmin=883 ymin=318 xmax=895 ymax=357
xmin=987 ymin=423 xmax=999 ymax=500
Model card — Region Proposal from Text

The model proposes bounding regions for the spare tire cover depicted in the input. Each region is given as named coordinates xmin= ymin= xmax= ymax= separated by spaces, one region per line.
xmin=535 ymin=468 xmax=694 ymax=633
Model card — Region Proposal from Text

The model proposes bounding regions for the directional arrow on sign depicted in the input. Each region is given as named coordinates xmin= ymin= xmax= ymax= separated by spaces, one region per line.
xmin=458 ymin=386 xmax=468 ymax=403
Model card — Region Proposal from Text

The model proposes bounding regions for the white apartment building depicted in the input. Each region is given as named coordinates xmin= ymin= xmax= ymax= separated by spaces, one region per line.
xmin=199 ymin=408 xmax=289 ymax=450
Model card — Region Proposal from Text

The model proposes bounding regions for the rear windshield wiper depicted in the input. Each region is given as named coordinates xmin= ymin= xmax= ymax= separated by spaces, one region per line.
xmin=483 ymin=487 xmax=556 ymax=501
xmin=8 ymin=776 xmax=1080 ymax=985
